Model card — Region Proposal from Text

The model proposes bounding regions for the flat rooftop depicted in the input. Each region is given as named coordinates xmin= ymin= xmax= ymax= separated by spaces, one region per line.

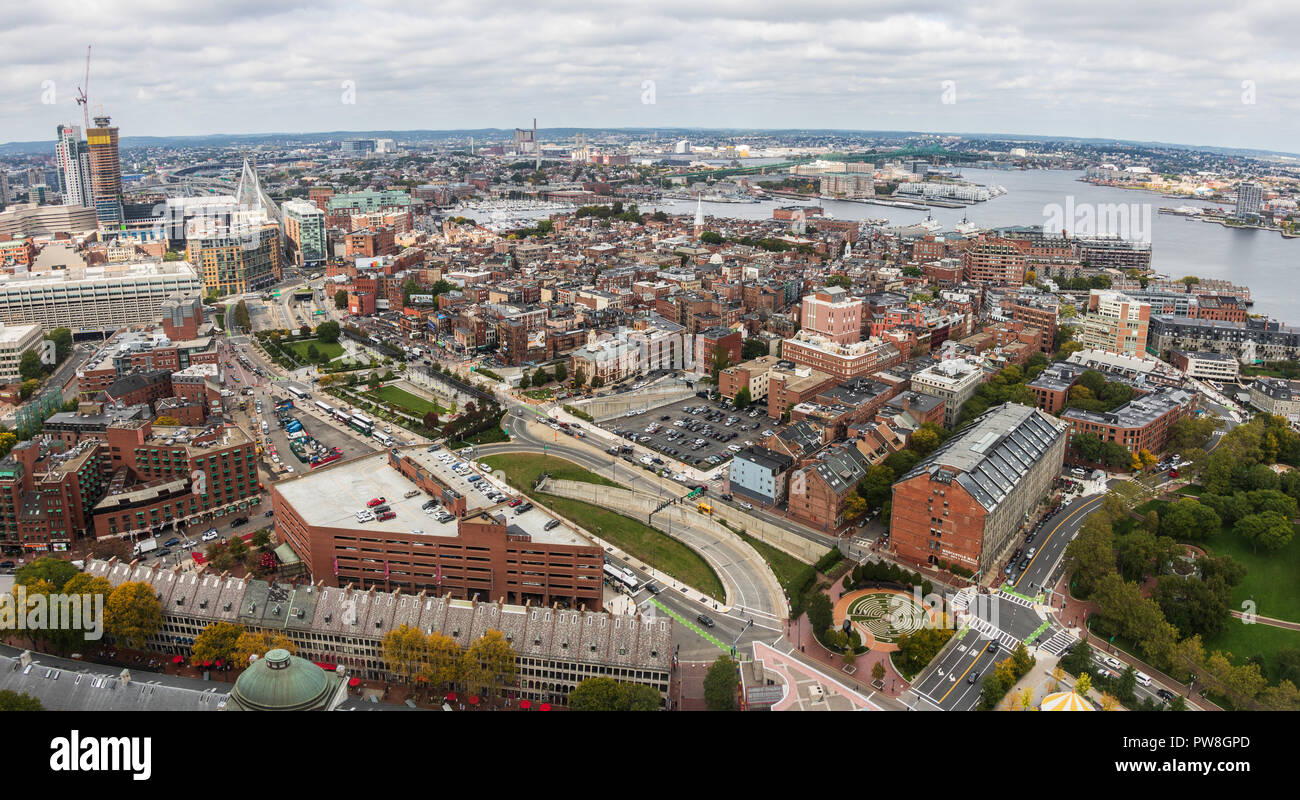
xmin=276 ymin=448 xmax=591 ymax=546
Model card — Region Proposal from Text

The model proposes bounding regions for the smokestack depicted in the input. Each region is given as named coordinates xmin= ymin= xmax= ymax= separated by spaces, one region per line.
xmin=534 ymin=118 xmax=540 ymax=171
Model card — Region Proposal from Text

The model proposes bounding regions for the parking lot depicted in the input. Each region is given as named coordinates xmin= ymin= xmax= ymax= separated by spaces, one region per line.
xmin=596 ymin=395 xmax=786 ymax=475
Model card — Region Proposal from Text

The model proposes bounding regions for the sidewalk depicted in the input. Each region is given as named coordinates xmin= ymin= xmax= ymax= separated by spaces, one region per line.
xmin=1048 ymin=571 xmax=1220 ymax=711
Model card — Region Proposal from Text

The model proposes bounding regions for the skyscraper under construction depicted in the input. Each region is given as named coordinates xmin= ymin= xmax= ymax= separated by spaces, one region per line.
xmin=86 ymin=114 xmax=124 ymax=225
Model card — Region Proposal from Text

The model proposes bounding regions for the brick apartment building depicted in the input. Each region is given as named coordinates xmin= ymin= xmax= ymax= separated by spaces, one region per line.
xmin=786 ymin=441 xmax=872 ymax=532
xmin=890 ymin=403 xmax=1069 ymax=574
xmin=1061 ymin=387 xmax=1197 ymax=458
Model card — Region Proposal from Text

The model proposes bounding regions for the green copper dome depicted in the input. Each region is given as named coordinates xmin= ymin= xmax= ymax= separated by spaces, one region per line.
xmin=227 ymin=649 xmax=342 ymax=712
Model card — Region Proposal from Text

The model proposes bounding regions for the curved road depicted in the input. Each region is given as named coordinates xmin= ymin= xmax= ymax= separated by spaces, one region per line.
xmin=475 ymin=405 xmax=787 ymax=621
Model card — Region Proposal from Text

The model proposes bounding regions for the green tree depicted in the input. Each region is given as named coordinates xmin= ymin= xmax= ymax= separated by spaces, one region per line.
xmin=0 ymin=690 xmax=43 ymax=710
xmin=742 ymin=338 xmax=769 ymax=359
xmin=1234 ymin=510 xmax=1294 ymax=554
xmin=335 ymin=289 xmax=349 ymax=309
xmin=703 ymin=655 xmax=738 ymax=711
xmin=806 ymin=592 xmax=833 ymax=636
xmin=568 ymin=677 xmax=661 ymax=711
xmin=14 ymin=557 xmax=79 ymax=591
xmin=733 ymin=386 xmax=752 ymax=410
xmin=18 ymin=350 xmax=43 ymax=381
xmin=316 ymin=321 xmax=341 ymax=344
xmin=572 ymin=367 xmax=586 ymax=389
xmin=553 ymin=362 xmax=567 ymax=383
xmin=104 ymin=581 xmax=164 ymax=649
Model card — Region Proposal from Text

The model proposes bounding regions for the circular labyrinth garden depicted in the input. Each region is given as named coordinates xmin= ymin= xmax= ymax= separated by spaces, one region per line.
xmin=843 ymin=590 xmax=930 ymax=646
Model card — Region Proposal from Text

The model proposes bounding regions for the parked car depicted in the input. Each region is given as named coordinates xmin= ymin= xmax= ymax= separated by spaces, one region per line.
xmin=696 ymin=614 xmax=716 ymax=628
xmin=367 ymin=497 xmax=386 ymax=507
xmin=163 ymin=537 xmax=180 ymax=547
xmin=377 ymin=511 xmax=396 ymax=521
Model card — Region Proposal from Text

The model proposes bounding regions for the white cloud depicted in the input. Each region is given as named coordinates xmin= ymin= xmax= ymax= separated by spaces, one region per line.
xmin=0 ymin=0 xmax=1295 ymax=151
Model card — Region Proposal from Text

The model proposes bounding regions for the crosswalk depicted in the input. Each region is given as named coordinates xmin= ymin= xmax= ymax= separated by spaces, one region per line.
xmin=950 ymin=588 xmax=976 ymax=613
xmin=998 ymin=591 xmax=1039 ymax=611
xmin=962 ymin=614 xmax=1021 ymax=650
xmin=1037 ymin=628 xmax=1078 ymax=656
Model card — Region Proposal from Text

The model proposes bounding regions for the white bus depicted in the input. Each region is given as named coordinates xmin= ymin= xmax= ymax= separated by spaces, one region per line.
xmin=373 ymin=432 xmax=396 ymax=448
xmin=603 ymin=563 xmax=639 ymax=592
xmin=287 ymin=386 xmax=310 ymax=400
xmin=315 ymin=400 xmax=334 ymax=416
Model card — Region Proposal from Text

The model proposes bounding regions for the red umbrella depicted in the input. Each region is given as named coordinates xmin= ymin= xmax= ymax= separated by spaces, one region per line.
xmin=203 ymin=661 xmax=212 ymax=668
xmin=214 ymin=660 xmax=223 ymax=667
xmin=348 ymin=677 xmax=360 ymax=687
xmin=172 ymin=656 xmax=184 ymax=664
xmin=445 ymin=692 xmax=457 ymax=702
xmin=468 ymin=695 xmax=480 ymax=705
xmin=540 ymin=702 xmax=551 ymax=711
xmin=519 ymin=699 xmax=531 ymax=710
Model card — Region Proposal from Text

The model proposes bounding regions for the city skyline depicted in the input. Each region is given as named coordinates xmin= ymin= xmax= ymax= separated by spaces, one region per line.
xmin=1 ymin=1 xmax=1297 ymax=153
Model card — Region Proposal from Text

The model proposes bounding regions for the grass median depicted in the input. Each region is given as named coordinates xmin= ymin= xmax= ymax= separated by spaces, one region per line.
xmin=480 ymin=454 xmax=725 ymax=601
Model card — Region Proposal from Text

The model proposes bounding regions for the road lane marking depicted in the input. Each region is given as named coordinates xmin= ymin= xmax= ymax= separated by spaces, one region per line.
xmin=938 ymin=641 xmax=989 ymax=704
xmin=1012 ymin=494 xmax=1104 ymax=590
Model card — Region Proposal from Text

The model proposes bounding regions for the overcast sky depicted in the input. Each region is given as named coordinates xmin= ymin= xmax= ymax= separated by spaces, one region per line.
xmin=3 ymin=1 xmax=1297 ymax=152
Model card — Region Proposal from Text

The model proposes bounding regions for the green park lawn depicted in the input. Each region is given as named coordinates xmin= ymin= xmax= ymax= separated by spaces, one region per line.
xmin=736 ymin=531 xmax=810 ymax=597
xmin=1203 ymin=616 xmax=1300 ymax=667
xmin=368 ymin=385 xmax=449 ymax=417
xmin=1199 ymin=524 xmax=1300 ymax=625
xmin=282 ymin=338 xmax=345 ymax=362
xmin=480 ymin=454 xmax=724 ymax=600
xmin=1139 ymin=497 xmax=1300 ymax=624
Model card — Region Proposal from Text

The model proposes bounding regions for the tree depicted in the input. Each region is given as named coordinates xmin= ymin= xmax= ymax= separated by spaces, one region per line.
xmin=299 ymin=324 xmax=311 ymax=338
xmin=572 ymin=367 xmax=586 ymax=389
xmin=703 ymin=655 xmax=738 ymax=711
xmin=225 ymin=534 xmax=249 ymax=561
xmin=858 ymin=464 xmax=895 ymax=509
xmin=382 ymin=624 xmax=430 ymax=684
xmin=568 ymin=677 xmax=661 ymax=711
xmin=19 ymin=379 xmax=40 ymax=399
xmin=742 ymin=338 xmax=768 ymax=359
xmin=518 ymin=371 xmax=531 ymax=390
xmin=15 ymin=557 xmax=79 ymax=591
xmin=19 ymin=350 xmax=43 ymax=382
xmin=0 ymin=690 xmax=43 ymax=711
xmin=733 ymin=386 xmax=752 ymax=410
xmin=421 ymin=632 xmax=462 ymax=690
xmin=232 ymin=631 xmax=295 ymax=668
xmin=1234 ymin=510 xmax=1294 ymax=554
xmin=104 ymin=581 xmax=164 ymax=649
xmin=872 ymin=661 xmax=887 ymax=685
xmin=335 ymin=289 xmax=349 ymax=309
xmin=806 ymin=592 xmax=833 ymax=636
xmin=843 ymin=493 xmax=867 ymax=521
xmin=316 ymin=321 xmax=341 ymax=344
xmin=423 ymin=410 xmax=440 ymax=429
xmin=553 ymin=362 xmax=567 ymax=383
xmin=460 ymin=630 xmax=516 ymax=697
xmin=46 ymin=327 xmax=72 ymax=363
xmin=1159 ymin=499 xmax=1221 ymax=542
xmin=191 ymin=622 xmax=245 ymax=666
xmin=709 ymin=344 xmax=731 ymax=384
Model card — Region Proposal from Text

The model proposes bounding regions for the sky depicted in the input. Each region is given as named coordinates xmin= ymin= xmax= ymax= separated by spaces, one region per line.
xmin=2 ymin=1 xmax=1298 ymax=152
